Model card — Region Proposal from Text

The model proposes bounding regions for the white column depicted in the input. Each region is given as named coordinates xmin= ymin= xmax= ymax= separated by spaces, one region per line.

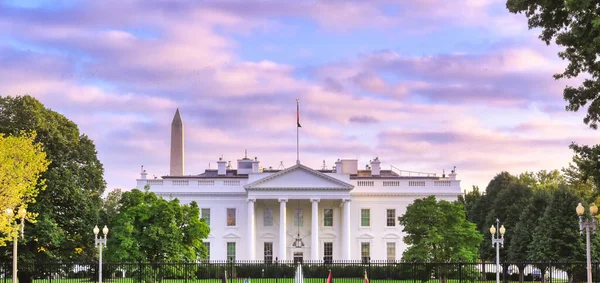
xmin=342 ymin=199 xmax=351 ymax=260
xmin=247 ymin=198 xmax=256 ymax=260
xmin=279 ymin=198 xmax=287 ymax=261
xmin=311 ymin=198 xmax=320 ymax=261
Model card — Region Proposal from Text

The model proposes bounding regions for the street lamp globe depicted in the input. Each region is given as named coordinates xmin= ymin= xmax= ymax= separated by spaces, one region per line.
xmin=5 ymin=208 xmax=13 ymax=218
xmin=17 ymin=208 xmax=26 ymax=219
xmin=577 ymin=203 xmax=585 ymax=216
xmin=591 ymin=203 xmax=598 ymax=216
xmin=499 ymin=225 xmax=506 ymax=235
xmin=489 ymin=225 xmax=496 ymax=235
xmin=102 ymin=225 xmax=108 ymax=236
xmin=93 ymin=225 xmax=99 ymax=236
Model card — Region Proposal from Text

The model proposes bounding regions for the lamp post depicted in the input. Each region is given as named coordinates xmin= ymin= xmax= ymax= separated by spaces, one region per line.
xmin=94 ymin=225 xmax=109 ymax=283
xmin=490 ymin=218 xmax=506 ymax=283
xmin=577 ymin=202 xmax=598 ymax=283
xmin=5 ymin=207 xmax=26 ymax=283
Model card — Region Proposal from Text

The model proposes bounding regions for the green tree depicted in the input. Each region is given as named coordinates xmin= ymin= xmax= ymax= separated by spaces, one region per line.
xmin=106 ymin=187 xmax=209 ymax=282
xmin=530 ymin=186 xmax=600 ymax=283
xmin=100 ymin=188 xmax=122 ymax=229
xmin=508 ymin=190 xmax=551 ymax=283
xmin=563 ymin=143 xmax=600 ymax=196
xmin=458 ymin=186 xmax=482 ymax=222
xmin=399 ymin=196 xmax=482 ymax=283
xmin=483 ymin=183 xmax=533 ymax=283
xmin=517 ymin=170 xmax=565 ymax=191
xmin=506 ymin=0 xmax=600 ymax=129
xmin=470 ymin=172 xmax=516 ymax=263
xmin=470 ymin=172 xmax=516 ymax=231
xmin=0 ymin=132 xmax=50 ymax=245
xmin=0 ymin=95 xmax=105 ymax=283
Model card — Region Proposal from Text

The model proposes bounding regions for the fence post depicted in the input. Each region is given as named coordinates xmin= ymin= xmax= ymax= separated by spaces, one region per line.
xmin=459 ymin=263 xmax=462 ymax=283
xmin=369 ymin=258 xmax=372 ymax=281
xmin=184 ymin=262 xmax=188 ymax=283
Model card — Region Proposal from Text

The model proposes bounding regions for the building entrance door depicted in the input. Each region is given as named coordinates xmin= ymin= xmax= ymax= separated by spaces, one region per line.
xmin=293 ymin=252 xmax=303 ymax=264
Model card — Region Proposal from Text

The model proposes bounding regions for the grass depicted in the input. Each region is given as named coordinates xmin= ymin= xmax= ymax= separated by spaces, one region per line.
xmin=12 ymin=279 xmax=567 ymax=283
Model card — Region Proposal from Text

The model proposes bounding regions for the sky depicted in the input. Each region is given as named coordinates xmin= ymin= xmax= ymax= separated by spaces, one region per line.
xmin=0 ymin=0 xmax=597 ymax=193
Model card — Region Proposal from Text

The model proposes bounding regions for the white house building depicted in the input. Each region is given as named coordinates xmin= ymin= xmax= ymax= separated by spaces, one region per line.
xmin=135 ymin=109 xmax=462 ymax=262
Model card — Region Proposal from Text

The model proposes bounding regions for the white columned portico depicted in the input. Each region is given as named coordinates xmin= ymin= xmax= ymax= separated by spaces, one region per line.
xmin=247 ymin=198 xmax=256 ymax=260
xmin=279 ymin=198 xmax=287 ymax=260
xmin=311 ymin=198 xmax=320 ymax=261
xmin=342 ymin=199 xmax=351 ymax=260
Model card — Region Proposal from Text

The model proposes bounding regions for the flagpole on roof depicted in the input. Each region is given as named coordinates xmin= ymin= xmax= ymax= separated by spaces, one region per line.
xmin=296 ymin=98 xmax=301 ymax=165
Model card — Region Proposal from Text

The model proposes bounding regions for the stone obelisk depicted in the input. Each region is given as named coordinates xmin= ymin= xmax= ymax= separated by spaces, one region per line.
xmin=170 ymin=108 xmax=184 ymax=176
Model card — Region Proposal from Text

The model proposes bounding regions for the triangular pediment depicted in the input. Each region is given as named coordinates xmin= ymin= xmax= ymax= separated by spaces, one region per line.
xmin=245 ymin=164 xmax=354 ymax=190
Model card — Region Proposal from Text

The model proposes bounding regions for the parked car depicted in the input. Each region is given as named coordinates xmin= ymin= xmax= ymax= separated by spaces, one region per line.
xmin=530 ymin=270 xmax=542 ymax=281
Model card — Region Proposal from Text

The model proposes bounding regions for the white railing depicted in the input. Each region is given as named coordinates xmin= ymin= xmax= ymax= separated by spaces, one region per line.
xmin=140 ymin=179 xmax=243 ymax=187
xmin=224 ymin=180 xmax=241 ymax=186
xmin=172 ymin=180 xmax=189 ymax=186
xmin=408 ymin=181 xmax=426 ymax=187
xmin=353 ymin=180 xmax=458 ymax=188
xmin=147 ymin=180 xmax=164 ymax=186
xmin=383 ymin=181 xmax=400 ymax=187
xmin=198 ymin=180 xmax=215 ymax=186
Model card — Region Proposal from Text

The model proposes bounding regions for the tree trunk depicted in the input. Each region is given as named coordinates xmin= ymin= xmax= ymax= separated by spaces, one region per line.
xmin=518 ymin=267 xmax=524 ymax=283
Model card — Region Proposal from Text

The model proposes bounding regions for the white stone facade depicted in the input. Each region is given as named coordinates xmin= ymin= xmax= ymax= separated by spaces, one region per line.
xmin=135 ymin=162 xmax=461 ymax=262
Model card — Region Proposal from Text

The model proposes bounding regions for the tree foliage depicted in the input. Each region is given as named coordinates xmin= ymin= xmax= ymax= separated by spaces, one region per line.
xmin=458 ymin=186 xmax=482 ymax=223
xmin=469 ymin=172 xmax=516 ymax=260
xmin=106 ymin=187 xmax=210 ymax=265
xmin=517 ymin=170 xmax=565 ymax=191
xmin=0 ymin=132 xmax=50 ymax=245
xmin=506 ymin=0 xmax=600 ymax=129
xmin=482 ymin=183 xmax=533 ymax=262
xmin=398 ymin=195 xmax=482 ymax=263
xmin=563 ymin=143 xmax=600 ymax=196
xmin=530 ymin=187 xmax=600 ymax=282
xmin=0 ymin=95 xmax=106 ymax=283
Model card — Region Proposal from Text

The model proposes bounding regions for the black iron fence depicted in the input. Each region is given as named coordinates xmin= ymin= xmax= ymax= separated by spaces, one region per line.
xmin=0 ymin=261 xmax=598 ymax=283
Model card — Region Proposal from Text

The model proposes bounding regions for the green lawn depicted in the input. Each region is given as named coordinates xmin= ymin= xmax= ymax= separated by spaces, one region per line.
xmin=14 ymin=279 xmax=567 ymax=283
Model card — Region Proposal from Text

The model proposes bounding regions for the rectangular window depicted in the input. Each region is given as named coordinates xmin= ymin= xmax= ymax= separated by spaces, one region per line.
xmin=361 ymin=209 xmax=370 ymax=227
xmin=264 ymin=208 xmax=273 ymax=227
xmin=386 ymin=209 xmax=396 ymax=227
xmin=201 ymin=208 xmax=211 ymax=226
xmin=227 ymin=208 xmax=236 ymax=226
xmin=294 ymin=208 xmax=303 ymax=227
xmin=324 ymin=209 xmax=333 ymax=227
xmin=227 ymin=242 xmax=236 ymax=261
xmin=203 ymin=242 xmax=210 ymax=261
xmin=324 ymin=242 xmax=333 ymax=263
xmin=361 ymin=242 xmax=370 ymax=263
xmin=387 ymin=242 xmax=396 ymax=262
xmin=264 ymin=242 xmax=273 ymax=263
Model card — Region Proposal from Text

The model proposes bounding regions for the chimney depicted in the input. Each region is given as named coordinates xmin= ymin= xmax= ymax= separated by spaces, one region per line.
xmin=217 ymin=157 xmax=227 ymax=175
xmin=140 ymin=165 xmax=148 ymax=180
xmin=170 ymin=108 xmax=184 ymax=176
xmin=252 ymin=157 xmax=260 ymax=173
xmin=237 ymin=150 xmax=253 ymax=174
xmin=335 ymin=159 xmax=342 ymax=173
xmin=370 ymin=157 xmax=381 ymax=176
xmin=449 ymin=166 xmax=457 ymax=180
